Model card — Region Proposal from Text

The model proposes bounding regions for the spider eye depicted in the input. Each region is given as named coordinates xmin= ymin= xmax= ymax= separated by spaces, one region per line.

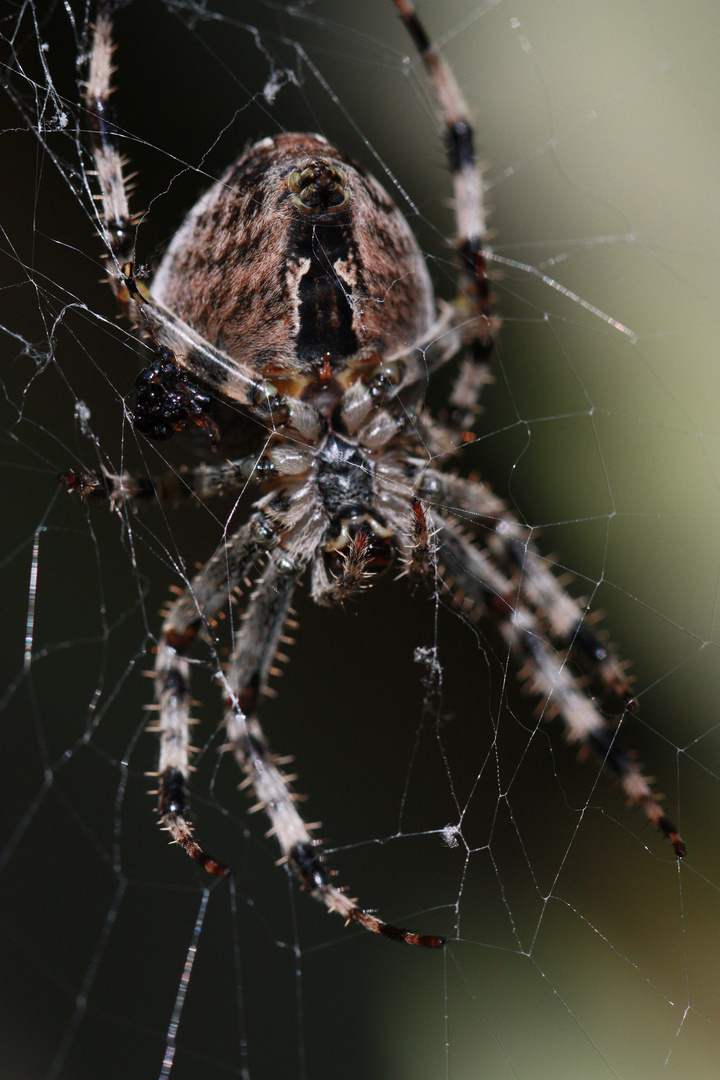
xmin=288 ymin=160 xmax=351 ymax=215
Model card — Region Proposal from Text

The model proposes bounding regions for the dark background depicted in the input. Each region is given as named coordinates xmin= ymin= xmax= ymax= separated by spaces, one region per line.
xmin=2 ymin=2 xmax=720 ymax=1078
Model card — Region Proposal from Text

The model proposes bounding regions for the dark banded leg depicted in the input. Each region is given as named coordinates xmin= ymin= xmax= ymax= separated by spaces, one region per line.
xmin=392 ymin=0 xmax=497 ymax=432
xmin=85 ymin=7 xmax=293 ymax=431
xmin=420 ymin=468 xmax=637 ymax=709
xmin=223 ymin=551 xmax=445 ymax=946
xmin=152 ymin=518 xmax=269 ymax=874
xmin=60 ymin=455 xmax=270 ymax=509
xmin=85 ymin=3 xmax=135 ymax=284
xmin=435 ymin=517 xmax=685 ymax=858
xmin=85 ymin=8 xmax=215 ymax=442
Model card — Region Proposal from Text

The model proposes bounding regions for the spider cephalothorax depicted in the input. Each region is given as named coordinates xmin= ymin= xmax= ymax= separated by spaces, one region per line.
xmin=63 ymin=0 xmax=684 ymax=950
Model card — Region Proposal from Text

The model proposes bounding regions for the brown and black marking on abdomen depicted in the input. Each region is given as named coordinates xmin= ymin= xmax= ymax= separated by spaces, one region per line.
xmin=287 ymin=216 xmax=360 ymax=369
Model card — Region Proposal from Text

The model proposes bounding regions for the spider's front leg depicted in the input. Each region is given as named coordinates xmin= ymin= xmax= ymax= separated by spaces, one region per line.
xmin=222 ymin=550 xmax=445 ymax=947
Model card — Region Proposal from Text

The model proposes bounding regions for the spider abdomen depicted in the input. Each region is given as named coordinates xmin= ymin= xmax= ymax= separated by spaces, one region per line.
xmin=151 ymin=133 xmax=435 ymax=389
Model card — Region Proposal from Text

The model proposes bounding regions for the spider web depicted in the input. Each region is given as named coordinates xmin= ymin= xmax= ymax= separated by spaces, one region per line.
xmin=2 ymin=2 xmax=720 ymax=1077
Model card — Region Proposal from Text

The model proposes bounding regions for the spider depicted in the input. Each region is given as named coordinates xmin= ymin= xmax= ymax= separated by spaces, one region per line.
xmin=62 ymin=0 xmax=685 ymax=949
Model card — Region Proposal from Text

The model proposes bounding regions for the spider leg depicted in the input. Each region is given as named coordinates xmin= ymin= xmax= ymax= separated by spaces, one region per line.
xmin=419 ymin=468 xmax=636 ymax=709
xmin=392 ymin=0 xmax=496 ymax=432
xmin=84 ymin=2 xmax=134 ymax=282
xmin=153 ymin=517 xmax=270 ymax=874
xmin=223 ymin=551 xmax=445 ymax=947
xmin=85 ymin=9 xmax=301 ymax=430
xmin=60 ymin=453 xmax=274 ymax=509
xmin=435 ymin=515 xmax=685 ymax=858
